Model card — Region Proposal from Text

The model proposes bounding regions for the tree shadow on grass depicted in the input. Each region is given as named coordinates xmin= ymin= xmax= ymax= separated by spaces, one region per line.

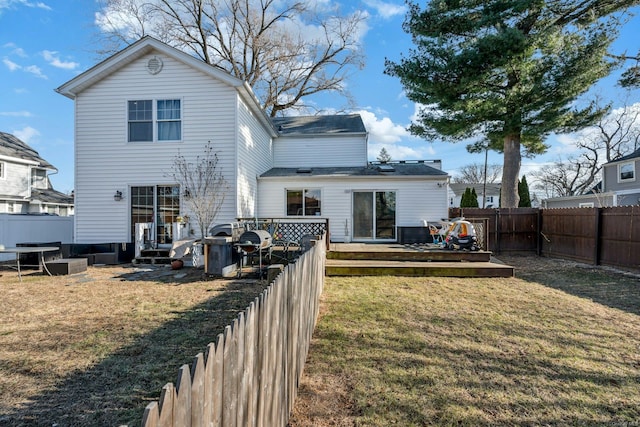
xmin=1 ymin=270 xmax=267 ymax=427
xmin=500 ymin=254 xmax=640 ymax=316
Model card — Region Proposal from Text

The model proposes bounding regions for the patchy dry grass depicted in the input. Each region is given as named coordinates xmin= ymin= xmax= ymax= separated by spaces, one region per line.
xmin=3 ymin=256 xmax=640 ymax=426
xmin=0 ymin=265 xmax=266 ymax=426
xmin=289 ymin=256 xmax=640 ymax=426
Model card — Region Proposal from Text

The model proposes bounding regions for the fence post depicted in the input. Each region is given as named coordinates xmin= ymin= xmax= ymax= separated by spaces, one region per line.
xmin=594 ymin=207 xmax=602 ymax=266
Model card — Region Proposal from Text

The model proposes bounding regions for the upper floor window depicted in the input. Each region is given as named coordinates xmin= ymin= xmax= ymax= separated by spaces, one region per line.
xmin=0 ymin=161 xmax=5 ymax=179
xmin=286 ymin=188 xmax=321 ymax=216
xmin=618 ymin=161 xmax=635 ymax=182
xmin=128 ymin=99 xmax=181 ymax=142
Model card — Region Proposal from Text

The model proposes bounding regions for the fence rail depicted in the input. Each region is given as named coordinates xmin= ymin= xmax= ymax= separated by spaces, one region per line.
xmin=449 ymin=206 xmax=640 ymax=271
xmin=141 ymin=234 xmax=326 ymax=427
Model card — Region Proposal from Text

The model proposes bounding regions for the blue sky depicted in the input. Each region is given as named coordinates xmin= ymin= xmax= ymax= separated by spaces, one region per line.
xmin=1 ymin=0 xmax=639 ymax=195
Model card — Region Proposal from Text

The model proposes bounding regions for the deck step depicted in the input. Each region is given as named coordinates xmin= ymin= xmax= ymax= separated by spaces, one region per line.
xmin=325 ymin=259 xmax=514 ymax=278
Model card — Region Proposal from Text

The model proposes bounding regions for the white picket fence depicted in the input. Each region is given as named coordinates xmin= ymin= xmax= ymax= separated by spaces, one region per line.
xmin=0 ymin=214 xmax=74 ymax=261
xmin=141 ymin=234 xmax=326 ymax=427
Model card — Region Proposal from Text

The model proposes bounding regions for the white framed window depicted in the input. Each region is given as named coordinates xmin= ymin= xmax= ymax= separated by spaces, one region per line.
xmin=7 ymin=202 xmax=14 ymax=213
xmin=579 ymin=202 xmax=595 ymax=208
xmin=286 ymin=188 xmax=321 ymax=216
xmin=0 ymin=161 xmax=5 ymax=179
xmin=618 ymin=161 xmax=635 ymax=182
xmin=486 ymin=196 xmax=494 ymax=203
xmin=128 ymin=99 xmax=181 ymax=142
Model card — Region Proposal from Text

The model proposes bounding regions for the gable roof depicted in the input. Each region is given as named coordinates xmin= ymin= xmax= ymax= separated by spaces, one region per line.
xmin=0 ymin=132 xmax=55 ymax=170
xmin=261 ymin=161 xmax=448 ymax=178
xmin=449 ymin=183 xmax=501 ymax=196
xmin=272 ymin=114 xmax=367 ymax=136
xmin=606 ymin=148 xmax=640 ymax=165
xmin=56 ymin=36 xmax=277 ymax=137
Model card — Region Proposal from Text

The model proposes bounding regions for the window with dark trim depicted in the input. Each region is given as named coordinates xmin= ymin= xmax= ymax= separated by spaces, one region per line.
xmin=128 ymin=99 xmax=181 ymax=142
xmin=286 ymin=188 xmax=321 ymax=216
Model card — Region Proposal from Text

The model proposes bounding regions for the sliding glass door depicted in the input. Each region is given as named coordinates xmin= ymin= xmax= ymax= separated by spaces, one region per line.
xmin=352 ymin=191 xmax=396 ymax=241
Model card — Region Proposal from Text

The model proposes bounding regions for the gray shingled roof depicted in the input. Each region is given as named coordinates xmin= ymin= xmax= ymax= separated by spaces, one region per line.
xmin=608 ymin=148 xmax=640 ymax=164
xmin=271 ymin=114 xmax=367 ymax=135
xmin=31 ymin=188 xmax=74 ymax=205
xmin=449 ymin=183 xmax=501 ymax=195
xmin=261 ymin=162 xmax=448 ymax=178
xmin=0 ymin=132 xmax=55 ymax=170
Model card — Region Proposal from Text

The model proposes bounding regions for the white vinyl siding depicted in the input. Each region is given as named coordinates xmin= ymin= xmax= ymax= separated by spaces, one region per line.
xmin=273 ymin=135 xmax=366 ymax=168
xmin=258 ymin=177 xmax=448 ymax=242
xmin=235 ymin=95 xmax=273 ymax=219
xmin=0 ymin=160 xmax=31 ymax=197
xmin=73 ymin=52 xmax=238 ymax=243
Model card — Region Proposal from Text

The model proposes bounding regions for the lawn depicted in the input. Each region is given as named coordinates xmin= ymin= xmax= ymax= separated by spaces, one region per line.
xmin=289 ymin=255 xmax=640 ymax=426
xmin=0 ymin=265 xmax=266 ymax=426
xmin=1 ymin=256 xmax=639 ymax=426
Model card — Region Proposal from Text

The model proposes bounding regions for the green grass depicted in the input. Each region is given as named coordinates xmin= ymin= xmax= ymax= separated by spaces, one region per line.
xmin=296 ymin=269 xmax=640 ymax=426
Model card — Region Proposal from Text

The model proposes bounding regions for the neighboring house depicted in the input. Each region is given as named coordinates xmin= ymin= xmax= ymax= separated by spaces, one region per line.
xmin=543 ymin=149 xmax=640 ymax=208
xmin=449 ymin=183 xmax=501 ymax=208
xmin=56 ymin=36 xmax=449 ymax=245
xmin=0 ymin=132 xmax=74 ymax=216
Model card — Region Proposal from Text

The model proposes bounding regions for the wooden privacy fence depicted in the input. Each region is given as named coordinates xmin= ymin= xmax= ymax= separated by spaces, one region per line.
xmin=449 ymin=206 xmax=640 ymax=270
xmin=141 ymin=235 xmax=326 ymax=427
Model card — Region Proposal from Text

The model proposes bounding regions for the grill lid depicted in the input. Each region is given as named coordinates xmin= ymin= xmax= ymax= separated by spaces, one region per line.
xmin=238 ymin=230 xmax=272 ymax=250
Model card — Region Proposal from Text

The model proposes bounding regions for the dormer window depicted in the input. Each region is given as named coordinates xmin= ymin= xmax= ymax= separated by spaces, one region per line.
xmin=618 ymin=161 xmax=635 ymax=182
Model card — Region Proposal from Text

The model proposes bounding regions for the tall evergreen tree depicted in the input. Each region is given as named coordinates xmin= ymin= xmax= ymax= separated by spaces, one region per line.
xmin=461 ymin=187 xmax=479 ymax=208
xmin=518 ymin=175 xmax=532 ymax=207
xmin=470 ymin=188 xmax=479 ymax=208
xmin=386 ymin=0 xmax=636 ymax=207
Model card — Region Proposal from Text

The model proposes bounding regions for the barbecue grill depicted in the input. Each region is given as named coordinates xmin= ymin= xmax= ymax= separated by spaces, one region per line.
xmin=236 ymin=230 xmax=272 ymax=252
xmin=235 ymin=230 xmax=272 ymax=277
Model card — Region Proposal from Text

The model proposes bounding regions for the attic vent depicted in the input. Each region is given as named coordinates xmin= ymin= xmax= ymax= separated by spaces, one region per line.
xmin=146 ymin=56 xmax=163 ymax=75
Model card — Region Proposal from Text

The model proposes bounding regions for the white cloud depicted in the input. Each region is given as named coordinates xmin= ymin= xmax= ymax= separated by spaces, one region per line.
xmin=3 ymin=57 xmax=48 ymax=78
xmin=355 ymin=108 xmax=438 ymax=161
xmin=0 ymin=0 xmax=51 ymax=11
xmin=24 ymin=64 xmax=47 ymax=79
xmin=357 ymin=109 xmax=408 ymax=144
xmin=0 ymin=111 xmax=32 ymax=117
xmin=13 ymin=126 xmax=40 ymax=143
xmin=3 ymin=57 xmax=19 ymax=71
xmin=362 ymin=0 xmax=406 ymax=19
xmin=42 ymin=50 xmax=79 ymax=70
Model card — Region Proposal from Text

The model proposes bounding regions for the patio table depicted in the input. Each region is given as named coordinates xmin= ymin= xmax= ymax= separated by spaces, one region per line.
xmin=0 ymin=246 xmax=60 ymax=282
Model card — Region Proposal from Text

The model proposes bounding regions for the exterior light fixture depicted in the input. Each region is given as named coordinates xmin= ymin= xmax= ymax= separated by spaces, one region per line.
xmin=114 ymin=190 xmax=123 ymax=201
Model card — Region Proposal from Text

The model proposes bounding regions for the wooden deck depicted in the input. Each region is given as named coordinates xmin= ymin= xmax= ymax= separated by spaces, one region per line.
xmin=326 ymin=243 xmax=514 ymax=277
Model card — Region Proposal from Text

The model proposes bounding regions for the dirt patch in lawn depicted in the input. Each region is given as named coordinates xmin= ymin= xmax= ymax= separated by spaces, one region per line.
xmin=288 ymin=255 xmax=640 ymax=426
xmin=0 ymin=264 xmax=265 ymax=426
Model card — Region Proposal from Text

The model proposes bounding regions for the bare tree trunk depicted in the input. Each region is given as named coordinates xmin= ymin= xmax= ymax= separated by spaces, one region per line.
xmin=501 ymin=135 xmax=521 ymax=208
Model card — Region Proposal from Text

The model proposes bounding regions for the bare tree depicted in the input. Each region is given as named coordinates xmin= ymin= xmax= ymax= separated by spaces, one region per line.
xmin=168 ymin=143 xmax=228 ymax=239
xmin=96 ymin=0 xmax=366 ymax=116
xmin=532 ymin=99 xmax=640 ymax=197
xmin=531 ymin=158 xmax=597 ymax=198
xmin=452 ymin=163 xmax=502 ymax=184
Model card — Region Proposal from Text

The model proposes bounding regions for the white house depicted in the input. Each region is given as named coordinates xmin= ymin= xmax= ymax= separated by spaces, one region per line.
xmin=56 ymin=36 xmax=449 ymax=246
xmin=0 ymin=132 xmax=74 ymax=216
xmin=449 ymin=183 xmax=501 ymax=208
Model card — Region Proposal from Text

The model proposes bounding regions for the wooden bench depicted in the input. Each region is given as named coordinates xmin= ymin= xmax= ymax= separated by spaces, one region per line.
xmin=45 ymin=258 xmax=88 ymax=276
